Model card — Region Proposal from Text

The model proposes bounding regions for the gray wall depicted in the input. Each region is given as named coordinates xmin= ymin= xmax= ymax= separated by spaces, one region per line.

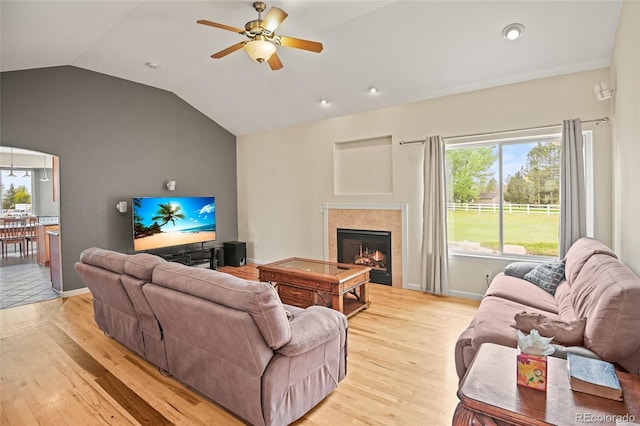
xmin=33 ymin=168 xmax=59 ymax=216
xmin=1 ymin=66 xmax=238 ymax=291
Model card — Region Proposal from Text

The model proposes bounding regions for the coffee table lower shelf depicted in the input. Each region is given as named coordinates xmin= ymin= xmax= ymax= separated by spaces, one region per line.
xmin=342 ymin=291 xmax=370 ymax=317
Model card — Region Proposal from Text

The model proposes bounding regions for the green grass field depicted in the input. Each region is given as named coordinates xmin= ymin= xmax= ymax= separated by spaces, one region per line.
xmin=448 ymin=210 xmax=559 ymax=256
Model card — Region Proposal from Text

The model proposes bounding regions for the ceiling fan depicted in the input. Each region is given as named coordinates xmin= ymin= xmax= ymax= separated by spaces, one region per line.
xmin=197 ymin=1 xmax=323 ymax=70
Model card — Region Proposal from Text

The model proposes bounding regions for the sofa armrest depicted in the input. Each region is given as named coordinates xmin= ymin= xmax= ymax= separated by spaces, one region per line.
xmin=550 ymin=344 xmax=601 ymax=360
xmin=276 ymin=306 xmax=346 ymax=357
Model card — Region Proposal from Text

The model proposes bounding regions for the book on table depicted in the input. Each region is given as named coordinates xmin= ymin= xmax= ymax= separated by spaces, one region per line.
xmin=567 ymin=353 xmax=623 ymax=401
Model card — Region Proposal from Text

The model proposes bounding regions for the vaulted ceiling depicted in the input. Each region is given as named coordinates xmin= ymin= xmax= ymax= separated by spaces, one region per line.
xmin=1 ymin=1 xmax=622 ymax=136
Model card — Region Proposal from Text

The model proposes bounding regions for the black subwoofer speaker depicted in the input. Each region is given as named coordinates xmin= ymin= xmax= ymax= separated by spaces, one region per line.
xmin=223 ymin=241 xmax=246 ymax=267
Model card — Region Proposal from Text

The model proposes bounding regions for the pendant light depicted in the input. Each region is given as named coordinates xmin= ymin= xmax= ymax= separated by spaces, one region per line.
xmin=23 ymin=169 xmax=31 ymax=177
xmin=40 ymin=155 xmax=50 ymax=182
xmin=8 ymin=148 xmax=17 ymax=177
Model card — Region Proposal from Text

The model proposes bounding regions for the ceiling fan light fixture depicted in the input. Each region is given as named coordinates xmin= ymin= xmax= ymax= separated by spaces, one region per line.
xmin=244 ymin=38 xmax=276 ymax=63
xmin=502 ymin=23 xmax=524 ymax=41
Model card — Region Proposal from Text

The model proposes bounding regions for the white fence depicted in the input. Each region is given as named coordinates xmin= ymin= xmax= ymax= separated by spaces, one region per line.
xmin=447 ymin=203 xmax=560 ymax=215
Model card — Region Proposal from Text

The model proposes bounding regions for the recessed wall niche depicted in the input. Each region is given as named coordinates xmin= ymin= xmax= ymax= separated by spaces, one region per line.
xmin=334 ymin=135 xmax=392 ymax=195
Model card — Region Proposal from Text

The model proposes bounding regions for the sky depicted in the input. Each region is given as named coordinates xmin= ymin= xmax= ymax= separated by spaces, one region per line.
xmin=1 ymin=170 xmax=32 ymax=192
xmin=134 ymin=196 xmax=216 ymax=231
xmin=493 ymin=136 xmax=561 ymax=182
xmin=500 ymin=142 xmax=536 ymax=179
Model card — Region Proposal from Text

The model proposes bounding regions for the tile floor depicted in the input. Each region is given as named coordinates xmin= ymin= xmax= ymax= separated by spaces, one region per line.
xmin=0 ymin=246 xmax=60 ymax=309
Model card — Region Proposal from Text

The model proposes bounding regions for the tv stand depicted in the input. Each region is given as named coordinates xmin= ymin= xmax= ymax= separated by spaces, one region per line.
xmin=159 ymin=247 xmax=218 ymax=269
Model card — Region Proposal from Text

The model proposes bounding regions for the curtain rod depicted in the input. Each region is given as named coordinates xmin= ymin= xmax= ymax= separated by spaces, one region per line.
xmin=399 ymin=116 xmax=609 ymax=145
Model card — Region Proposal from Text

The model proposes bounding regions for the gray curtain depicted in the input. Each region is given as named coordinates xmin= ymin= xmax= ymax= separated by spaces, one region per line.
xmin=421 ymin=135 xmax=449 ymax=294
xmin=559 ymin=118 xmax=586 ymax=258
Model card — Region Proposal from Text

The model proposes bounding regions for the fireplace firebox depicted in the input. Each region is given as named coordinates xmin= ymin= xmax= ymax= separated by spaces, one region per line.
xmin=337 ymin=228 xmax=392 ymax=285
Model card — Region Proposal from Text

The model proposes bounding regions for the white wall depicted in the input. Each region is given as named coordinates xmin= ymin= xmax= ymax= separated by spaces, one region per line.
xmin=237 ymin=68 xmax=612 ymax=297
xmin=611 ymin=0 xmax=640 ymax=275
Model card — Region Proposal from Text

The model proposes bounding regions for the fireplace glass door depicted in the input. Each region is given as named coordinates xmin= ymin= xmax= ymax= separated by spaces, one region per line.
xmin=337 ymin=228 xmax=392 ymax=285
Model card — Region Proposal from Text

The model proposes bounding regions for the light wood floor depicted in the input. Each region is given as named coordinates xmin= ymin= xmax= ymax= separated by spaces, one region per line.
xmin=0 ymin=264 xmax=479 ymax=425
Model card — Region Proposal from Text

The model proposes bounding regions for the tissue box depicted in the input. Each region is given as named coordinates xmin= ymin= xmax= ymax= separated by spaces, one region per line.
xmin=517 ymin=352 xmax=547 ymax=391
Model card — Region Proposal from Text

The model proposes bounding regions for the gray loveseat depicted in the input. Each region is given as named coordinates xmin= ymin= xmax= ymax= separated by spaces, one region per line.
xmin=455 ymin=237 xmax=640 ymax=380
xmin=75 ymin=247 xmax=348 ymax=426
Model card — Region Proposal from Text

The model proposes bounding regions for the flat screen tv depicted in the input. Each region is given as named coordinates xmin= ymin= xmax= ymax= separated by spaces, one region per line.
xmin=132 ymin=196 xmax=216 ymax=252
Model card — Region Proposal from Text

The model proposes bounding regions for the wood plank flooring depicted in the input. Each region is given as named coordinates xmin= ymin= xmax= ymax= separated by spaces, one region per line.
xmin=0 ymin=264 xmax=479 ymax=425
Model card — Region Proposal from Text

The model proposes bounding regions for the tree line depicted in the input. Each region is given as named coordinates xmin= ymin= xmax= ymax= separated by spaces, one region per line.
xmin=446 ymin=142 xmax=561 ymax=205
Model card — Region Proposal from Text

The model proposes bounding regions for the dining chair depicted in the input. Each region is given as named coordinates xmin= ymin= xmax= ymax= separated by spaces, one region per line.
xmin=0 ymin=217 xmax=28 ymax=259
xmin=24 ymin=216 xmax=39 ymax=256
xmin=0 ymin=219 xmax=5 ymax=258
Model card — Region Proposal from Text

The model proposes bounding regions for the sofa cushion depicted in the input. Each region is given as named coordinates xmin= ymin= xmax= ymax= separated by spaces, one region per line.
xmin=504 ymin=262 xmax=540 ymax=279
xmin=152 ymin=262 xmax=291 ymax=349
xmin=564 ymin=237 xmax=617 ymax=286
xmin=80 ymin=247 xmax=128 ymax=274
xmin=523 ymin=259 xmax=566 ymax=295
xmin=470 ymin=296 xmax=558 ymax=351
xmin=510 ymin=311 xmax=586 ymax=346
xmin=124 ymin=253 xmax=166 ymax=280
xmin=484 ymin=273 xmax=558 ymax=314
xmin=278 ymin=306 xmax=343 ymax=357
xmin=570 ymin=254 xmax=640 ymax=373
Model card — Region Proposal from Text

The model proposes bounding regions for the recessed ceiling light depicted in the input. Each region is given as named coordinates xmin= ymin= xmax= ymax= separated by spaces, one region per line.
xmin=502 ymin=23 xmax=524 ymax=41
xmin=368 ymin=86 xmax=378 ymax=94
xmin=145 ymin=61 xmax=159 ymax=69
xmin=320 ymin=99 xmax=329 ymax=105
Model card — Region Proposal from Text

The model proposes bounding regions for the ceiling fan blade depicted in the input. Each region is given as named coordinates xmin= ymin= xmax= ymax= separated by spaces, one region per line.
xmin=211 ymin=42 xmax=245 ymax=59
xmin=262 ymin=7 xmax=288 ymax=33
xmin=197 ymin=19 xmax=244 ymax=34
xmin=277 ymin=35 xmax=323 ymax=53
xmin=267 ymin=53 xmax=283 ymax=70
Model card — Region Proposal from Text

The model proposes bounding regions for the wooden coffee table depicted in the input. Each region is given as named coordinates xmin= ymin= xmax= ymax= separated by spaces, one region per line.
xmin=257 ymin=257 xmax=370 ymax=317
xmin=453 ymin=343 xmax=640 ymax=425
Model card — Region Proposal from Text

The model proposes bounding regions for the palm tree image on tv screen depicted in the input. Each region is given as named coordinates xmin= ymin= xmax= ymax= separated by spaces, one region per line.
xmin=133 ymin=196 xmax=216 ymax=252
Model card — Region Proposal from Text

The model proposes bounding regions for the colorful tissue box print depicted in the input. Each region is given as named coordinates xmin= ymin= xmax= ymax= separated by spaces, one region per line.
xmin=517 ymin=353 xmax=547 ymax=391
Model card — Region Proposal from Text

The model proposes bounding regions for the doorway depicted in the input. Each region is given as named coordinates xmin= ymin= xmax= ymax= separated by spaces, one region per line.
xmin=0 ymin=147 xmax=61 ymax=309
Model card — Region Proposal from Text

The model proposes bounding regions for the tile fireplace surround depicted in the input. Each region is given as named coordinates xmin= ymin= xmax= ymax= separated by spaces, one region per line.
xmin=324 ymin=203 xmax=408 ymax=288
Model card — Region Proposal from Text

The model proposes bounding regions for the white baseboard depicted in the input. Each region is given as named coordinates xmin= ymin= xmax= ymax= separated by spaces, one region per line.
xmin=447 ymin=289 xmax=484 ymax=300
xmin=247 ymin=258 xmax=267 ymax=266
xmin=406 ymin=282 xmax=422 ymax=291
xmin=62 ymin=287 xmax=91 ymax=298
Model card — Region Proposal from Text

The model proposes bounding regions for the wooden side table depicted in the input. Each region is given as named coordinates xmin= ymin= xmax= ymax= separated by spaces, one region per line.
xmin=453 ymin=343 xmax=640 ymax=426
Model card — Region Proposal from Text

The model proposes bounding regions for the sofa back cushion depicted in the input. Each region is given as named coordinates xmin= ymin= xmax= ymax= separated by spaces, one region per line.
xmin=564 ymin=237 xmax=617 ymax=286
xmin=75 ymin=248 xmax=145 ymax=356
xmin=553 ymin=281 xmax=578 ymax=321
xmin=152 ymin=262 xmax=291 ymax=349
xmin=124 ymin=253 xmax=166 ymax=280
xmin=80 ymin=247 xmax=128 ymax=274
xmin=570 ymin=253 xmax=640 ymax=371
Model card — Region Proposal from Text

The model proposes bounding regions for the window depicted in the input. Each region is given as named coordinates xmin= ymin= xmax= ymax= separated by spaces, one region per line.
xmin=445 ymin=132 xmax=592 ymax=258
xmin=1 ymin=169 xmax=33 ymax=216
